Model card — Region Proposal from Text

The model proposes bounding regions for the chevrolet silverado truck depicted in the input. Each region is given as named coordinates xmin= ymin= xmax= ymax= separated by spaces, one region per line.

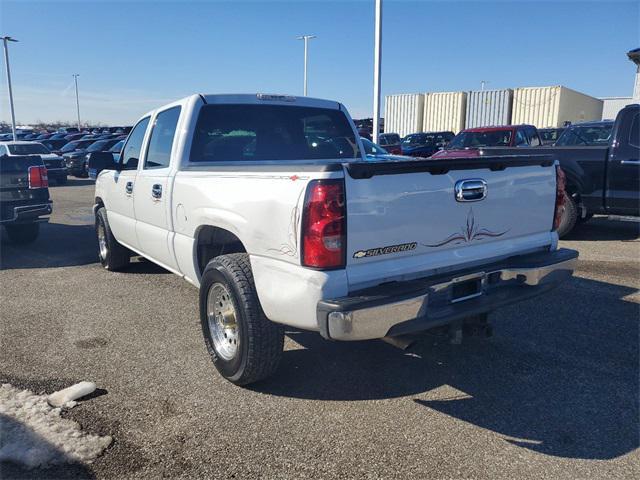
xmin=91 ymin=94 xmax=578 ymax=386
xmin=482 ymin=104 xmax=639 ymax=237
xmin=0 ymin=153 xmax=51 ymax=243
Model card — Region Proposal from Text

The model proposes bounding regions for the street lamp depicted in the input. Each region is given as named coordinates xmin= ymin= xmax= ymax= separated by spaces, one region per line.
xmin=372 ymin=0 xmax=382 ymax=143
xmin=72 ymin=74 xmax=81 ymax=130
xmin=480 ymin=80 xmax=489 ymax=91
xmin=1 ymin=36 xmax=18 ymax=141
xmin=296 ymin=35 xmax=316 ymax=96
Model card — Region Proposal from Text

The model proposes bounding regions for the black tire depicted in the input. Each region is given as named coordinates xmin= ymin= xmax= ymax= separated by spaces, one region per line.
xmin=95 ymin=207 xmax=130 ymax=271
xmin=5 ymin=223 xmax=39 ymax=244
xmin=199 ymin=253 xmax=284 ymax=386
xmin=556 ymin=193 xmax=578 ymax=238
xmin=578 ymin=213 xmax=593 ymax=224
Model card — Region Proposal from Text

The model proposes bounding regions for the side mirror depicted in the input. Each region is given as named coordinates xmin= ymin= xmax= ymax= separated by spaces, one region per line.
xmin=88 ymin=151 xmax=117 ymax=179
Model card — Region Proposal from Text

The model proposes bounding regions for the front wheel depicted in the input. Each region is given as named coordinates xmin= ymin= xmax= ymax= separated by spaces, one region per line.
xmin=5 ymin=223 xmax=39 ymax=244
xmin=95 ymin=207 xmax=130 ymax=271
xmin=199 ymin=253 xmax=284 ymax=386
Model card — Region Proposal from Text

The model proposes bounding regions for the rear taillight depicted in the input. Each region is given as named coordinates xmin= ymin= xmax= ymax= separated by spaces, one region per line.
xmin=553 ymin=165 xmax=566 ymax=231
xmin=28 ymin=166 xmax=49 ymax=189
xmin=301 ymin=179 xmax=346 ymax=269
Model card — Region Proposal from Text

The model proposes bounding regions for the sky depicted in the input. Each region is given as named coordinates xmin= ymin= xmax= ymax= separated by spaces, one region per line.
xmin=0 ymin=0 xmax=638 ymax=125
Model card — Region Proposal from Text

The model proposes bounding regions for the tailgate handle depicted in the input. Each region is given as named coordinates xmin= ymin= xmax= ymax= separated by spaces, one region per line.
xmin=455 ymin=179 xmax=487 ymax=202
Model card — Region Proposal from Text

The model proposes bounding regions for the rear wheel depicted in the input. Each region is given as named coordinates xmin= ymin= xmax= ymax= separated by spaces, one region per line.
xmin=5 ymin=223 xmax=39 ymax=244
xmin=199 ymin=253 xmax=284 ymax=386
xmin=95 ymin=207 xmax=130 ymax=270
xmin=556 ymin=193 xmax=578 ymax=238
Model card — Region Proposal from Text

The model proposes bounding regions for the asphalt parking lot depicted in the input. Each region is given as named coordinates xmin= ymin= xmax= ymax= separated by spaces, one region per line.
xmin=1 ymin=178 xmax=638 ymax=479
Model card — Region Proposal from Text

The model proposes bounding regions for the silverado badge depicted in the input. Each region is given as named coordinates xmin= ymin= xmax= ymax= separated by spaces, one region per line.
xmin=353 ymin=242 xmax=417 ymax=259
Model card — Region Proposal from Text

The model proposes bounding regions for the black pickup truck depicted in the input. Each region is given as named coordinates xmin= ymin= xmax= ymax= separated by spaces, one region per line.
xmin=482 ymin=103 xmax=639 ymax=237
xmin=0 ymin=154 xmax=52 ymax=243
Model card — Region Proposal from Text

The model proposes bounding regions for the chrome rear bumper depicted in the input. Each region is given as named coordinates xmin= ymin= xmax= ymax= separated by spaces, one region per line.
xmin=317 ymin=248 xmax=578 ymax=341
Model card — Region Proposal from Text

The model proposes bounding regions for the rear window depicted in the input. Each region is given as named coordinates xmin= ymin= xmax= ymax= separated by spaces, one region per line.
xmin=446 ymin=130 xmax=513 ymax=149
xmin=555 ymin=124 xmax=613 ymax=146
xmin=189 ymin=104 xmax=359 ymax=162
xmin=7 ymin=143 xmax=50 ymax=155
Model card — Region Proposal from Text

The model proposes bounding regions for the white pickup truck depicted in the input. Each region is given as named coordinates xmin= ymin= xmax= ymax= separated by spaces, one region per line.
xmin=91 ymin=94 xmax=578 ymax=385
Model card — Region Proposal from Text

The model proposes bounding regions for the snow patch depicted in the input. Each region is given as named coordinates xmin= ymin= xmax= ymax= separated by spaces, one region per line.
xmin=0 ymin=384 xmax=112 ymax=469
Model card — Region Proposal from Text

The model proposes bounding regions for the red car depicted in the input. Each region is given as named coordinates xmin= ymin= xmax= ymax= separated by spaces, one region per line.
xmin=377 ymin=133 xmax=402 ymax=155
xmin=430 ymin=124 xmax=541 ymax=158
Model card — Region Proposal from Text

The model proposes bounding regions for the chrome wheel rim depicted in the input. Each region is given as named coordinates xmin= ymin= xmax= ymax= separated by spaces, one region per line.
xmin=207 ymin=283 xmax=239 ymax=361
xmin=97 ymin=222 xmax=108 ymax=261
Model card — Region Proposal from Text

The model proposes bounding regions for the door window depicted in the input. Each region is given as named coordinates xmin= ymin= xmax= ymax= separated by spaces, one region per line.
xmin=144 ymin=106 xmax=181 ymax=169
xmin=120 ymin=117 xmax=150 ymax=171
xmin=526 ymin=127 xmax=541 ymax=146
xmin=515 ymin=129 xmax=528 ymax=146
xmin=629 ymin=113 xmax=639 ymax=147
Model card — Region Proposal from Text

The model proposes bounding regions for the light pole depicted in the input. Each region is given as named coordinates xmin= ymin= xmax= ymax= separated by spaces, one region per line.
xmin=480 ymin=80 xmax=489 ymax=91
xmin=372 ymin=0 xmax=382 ymax=143
xmin=72 ymin=74 xmax=81 ymax=130
xmin=296 ymin=35 xmax=316 ymax=96
xmin=1 ymin=36 xmax=18 ymax=141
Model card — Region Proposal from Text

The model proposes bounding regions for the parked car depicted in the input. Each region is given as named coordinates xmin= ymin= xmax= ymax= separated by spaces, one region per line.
xmin=553 ymin=120 xmax=614 ymax=147
xmin=58 ymin=127 xmax=79 ymax=134
xmin=62 ymin=140 xmax=104 ymax=176
xmin=41 ymin=138 xmax=71 ymax=154
xmin=482 ymin=105 xmax=638 ymax=236
xmin=359 ymin=138 xmax=409 ymax=161
xmin=48 ymin=133 xmax=69 ymax=140
xmin=0 ymin=152 xmax=51 ymax=243
xmin=401 ymin=131 xmax=455 ymax=158
xmin=431 ymin=125 xmax=541 ymax=159
xmin=35 ymin=133 xmax=54 ymax=140
xmin=538 ymin=128 xmax=565 ymax=145
xmin=0 ymin=141 xmax=67 ymax=185
xmin=377 ymin=133 xmax=402 ymax=155
xmin=67 ymin=138 xmax=122 ymax=177
xmin=91 ymin=93 xmax=577 ymax=386
xmin=64 ymin=133 xmax=86 ymax=142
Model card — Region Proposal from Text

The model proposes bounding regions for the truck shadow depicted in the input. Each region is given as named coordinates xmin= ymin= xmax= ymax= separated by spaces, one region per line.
xmin=256 ymin=276 xmax=639 ymax=460
xmin=0 ymin=223 xmax=97 ymax=270
xmin=0 ymin=223 xmax=169 ymax=274
xmin=565 ymin=216 xmax=640 ymax=241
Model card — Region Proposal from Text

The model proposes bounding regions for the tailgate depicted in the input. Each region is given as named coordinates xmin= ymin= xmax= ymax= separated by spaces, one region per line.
xmin=0 ymin=155 xmax=49 ymax=217
xmin=343 ymin=156 xmax=557 ymax=289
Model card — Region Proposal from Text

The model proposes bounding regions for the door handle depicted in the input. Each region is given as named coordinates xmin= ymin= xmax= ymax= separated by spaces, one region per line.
xmin=151 ymin=184 xmax=162 ymax=199
xmin=620 ymin=159 xmax=640 ymax=165
xmin=455 ymin=179 xmax=488 ymax=202
xmin=125 ymin=181 xmax=134 ymax=195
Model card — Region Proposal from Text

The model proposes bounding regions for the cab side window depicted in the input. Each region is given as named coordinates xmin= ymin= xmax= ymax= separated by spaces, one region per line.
xmin=515 ymin=129 xmax=528 ymax=146
xmin=629 ymin=113 xmax=639 ymax=147
xmin=120 ymin=117 xmax=150 ymax=171
xmin=527 ymin=127 xmax=541 ymax=146
xmin=144 ymin=106 xmax=181 ymax=169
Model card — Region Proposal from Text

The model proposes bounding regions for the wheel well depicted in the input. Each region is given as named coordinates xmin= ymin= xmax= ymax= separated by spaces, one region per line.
xmin=196 ymin=226 xmax=246 ymax=276
xmin=94 ymin=197 xmax=105 ymax=214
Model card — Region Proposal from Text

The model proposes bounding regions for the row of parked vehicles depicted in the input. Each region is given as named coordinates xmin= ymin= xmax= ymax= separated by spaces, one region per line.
xmin=375 ymin=120 xmax=614 ymax=158
xmin=0 ymin=126 xmax=131 ymax=183
xmin=362 ymin=110 xmax=637 ymax=238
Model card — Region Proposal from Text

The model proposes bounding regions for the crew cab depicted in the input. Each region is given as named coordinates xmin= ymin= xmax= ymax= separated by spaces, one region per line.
xmin=0 ymin=153 xmax=51 ymax=243
xmin=482 ymin=104 xmax=639 ymax=237
xmin=431 ymin=125 xmax=541 ymax=159
xmin=0 ymin=141 xmax=68 ymax=185
xmin=91 ymin=94 xmax=577 ymax=386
